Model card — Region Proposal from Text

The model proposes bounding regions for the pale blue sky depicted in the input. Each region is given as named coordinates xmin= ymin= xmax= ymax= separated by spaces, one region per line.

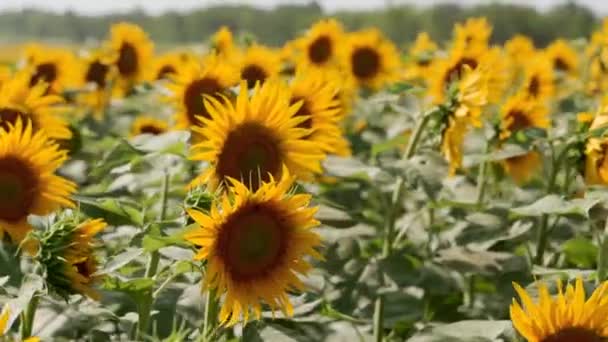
xmin=0 ymin=0 xmax=606 ymax=15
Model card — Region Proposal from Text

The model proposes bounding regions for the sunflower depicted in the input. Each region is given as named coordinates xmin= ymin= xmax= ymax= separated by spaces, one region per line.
xmin=511 ymin=277 xmax=608 ymax=342
xmin=166 ymin=55 xmax=239 ymax=131
xmin=211 ymin=26 xmax=237 ymax=59
xmin=107 ymin=22 xmax=154 ymax=97
xmin=519 ymin=56 xmax=555 ymax=100
xmin=189 ymin=80 xmax=324 ymax=191
xmin=341 ymin=29 xmax=401 ymax=90
xmin=0 ymin=66 xmax=11 ymax=88
xmin=442 ymin=116 xmax=468 ymax=176
xmin=429 ymin=47 xmax=482 ymax=104
xmin=295 ymin=19 xmax=344 ymax=70
xmin=148 ymin=52 xmax=183 ymax=81
xmin=499 ymin=95 xmax=549 ymax=183
xmin=505 ymin=34 xmax=536 ymax=67
xmin=0 ymin=119 xmax=76 ymax=244
xmin=22 ymin=44 xmax=75 ymax=94
xmin=237 ymin=44 xmax=281 ymax=89
xmin=75 ymin=51 xmax=114 ymax=119
xmin=585 ymin=112 xmax=608 ymax=185
xmin=131 ymin=116 xmax=168 ymax=136
xmin=289 ymin=69 xmax=350 ymax=156
xmin=452 ymin=17 xmax=492 ymax=55
xmin=185 ymin=169 xmax=322 ymax=326
xmin=0 ymin=71 xmax=71 ymax=140
xmin=545 ymin=39 xmax=578 ymax=76
xmin=37 ymin=217 xmax=107 ymax=300
xmin=403 ymin=32 xmax=438 ymax=81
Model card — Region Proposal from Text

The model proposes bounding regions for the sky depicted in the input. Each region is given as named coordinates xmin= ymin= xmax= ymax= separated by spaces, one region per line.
xmin=0 ymin=0 xmax=606 ymax=15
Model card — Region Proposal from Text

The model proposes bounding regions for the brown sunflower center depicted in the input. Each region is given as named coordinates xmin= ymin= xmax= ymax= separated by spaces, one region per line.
xmin=290 ymin=97 xmax=313 ymax=130
xmin=139 ymin=124 xmax=164 ymax=135
xmin=29 ymin=62 xmax=57 ymax=87
xmin=184 ymin=77 xmax=223 ymax=125
xmin=528 ymin=76 xmax=540 ymax=97
xmin=444 ymin=57 xmax=478 ymax=86
xmin=0 ymin=108 xmax=29 ymax=132
xmin=85 ymin=61 xmax=109 ymax=88
xmin=216 ymin=122 xmax=282 ymax=190
xmin=507 ymin=110 xmax=533 ymax=133
xmin=554 ymin=58 xmax=570 ymax=72
xmin=117 ymin=42 xmax=138 ymax=76
xmin=217 ymin=203 xmax=287 ymax=281
xmin=74 ymin=257 xmax=95 ymax=281
xmin=540 ymin=328 xmax=603 ymax=342
xmin=351 ymin=47 xmax=381 ymax=80
xmin=157 ymin=65 xmax=176 ymax=80
xmin=0 ymin=156 xmax=38 ymax=222
xmin=241 ymin=64 xmax=268 ymax=89
xmin=308 ymin=35 xmax=332 ymax=65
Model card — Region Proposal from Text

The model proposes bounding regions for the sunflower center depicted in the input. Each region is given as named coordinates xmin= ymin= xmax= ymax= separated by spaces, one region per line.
xmin=444 ymin=58 xmax=478 ymax=85
xmin=351 ymin=47 xmax=381 ymax=80
xmin=528 ymin=76 xmax=540 ymax=97
xmin=507 ymin=111 xmax=533 ymax=133
xmin=139 ymin=125 xmax=164 ymax=135
xmin=241 ymin=64 xmax=267 ymax=89
xmin=0 ymin=108 xmax=29 ymax=132
xmin=290 ymin=97 xmax=313 ymax=130
xmin=308 ymin=35 xmax=332 ymax=65
xmin=0 ymin=156 xmax=38 ymax=222
xmin=218 ymin=204 xmax=287 ymax=281
xmin=74 ymin=258 xmax=95 ymax=281
xmin=554 ymin=58 xmax=570 ymax=72
xmin=540 ymin=328 xmax=603 ymax=342
xmin=85 ymin=61 xmax=109 ymax=88
xmin=117 ymin=42 xmax=138 ymax=76
xmin=184 ymin=77 xmax=223 ymax=125
xmin=29 ymin=62 xmax=57 ymax=87
xmin=157 ymin=65 xmax=176 ymax=80
xmin=216 ymin=122 xmax=281 ymax=190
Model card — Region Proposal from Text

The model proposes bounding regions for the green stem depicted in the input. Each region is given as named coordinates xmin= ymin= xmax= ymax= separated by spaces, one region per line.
xmin=203 ymin=288 xmax=220 ymax=340
xmin=373 ymin=178 xmax=404 ymax=342
xmin=137 ymin=171 xmax=170 ymax=339
xmin=20 ymin=294 xmax=39 ymax=340
xmin=534 ymin=144 xmax=561 ymax=265
xmin=404 ymin=110 xmax=434 ymax=159
xmin=466 ymin=274 xmax=476 ymax=309
xmin=598 ymin=220 xmax=608 ymax=284
xmin=476 ymin=144 xmax=491 ymax=207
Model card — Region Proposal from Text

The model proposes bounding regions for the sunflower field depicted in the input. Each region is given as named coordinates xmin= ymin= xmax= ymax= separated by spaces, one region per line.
xmin=2 ymin=15 xmax=608 ymax=342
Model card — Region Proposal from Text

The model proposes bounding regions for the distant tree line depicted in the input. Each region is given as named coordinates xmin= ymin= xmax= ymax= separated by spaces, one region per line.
xmin=0 ymin=1 xmax=599 ymax=47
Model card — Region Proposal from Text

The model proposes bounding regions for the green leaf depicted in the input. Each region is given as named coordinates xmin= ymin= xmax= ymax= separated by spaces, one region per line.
xmin=90 ymin=139 xmax=146 ymax=179
xmin=511 ymin=195 xmax=601 ymax=218
xmin=409 ymin=320 xmax=513 ymax=342
xmin=102 ymin=277 xmax=155 ymax=304
xmin=435 ymin=247 xmax=526 ymax=275
xmin=95 ymin=248 xmax=144 ymax=276
xmin=75 ymin=196 xmax=143 ymax=226
xmin=371 ymin=134 xmax=409 ymax=157
xmin=563 ymin=237 xmax=598 ymax=268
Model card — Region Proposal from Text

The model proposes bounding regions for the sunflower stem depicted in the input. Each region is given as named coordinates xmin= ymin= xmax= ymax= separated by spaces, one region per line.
xmin=476 ymin=144 xmax=491 ymax=208
xmin=20 ymin=293 xmax=39 ymax=340
xmin=373 ymin=178 xmax=404 ymax=342
xmin=404 ymin=110 xmax=434 ymax=159
xmin=137 ymin=171 xmax=170 ymax=340
xmin=202 ymin=287 xmax=220 ymax=340
xmin=534 ymin=143 xmax=561 ymax=265
xmin=597 ymin=220 xmax=608 ymax=284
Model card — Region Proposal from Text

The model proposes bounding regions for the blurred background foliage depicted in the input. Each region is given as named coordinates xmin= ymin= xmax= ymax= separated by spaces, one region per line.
xmin=0 ymin=1 xmax=598 ymax=46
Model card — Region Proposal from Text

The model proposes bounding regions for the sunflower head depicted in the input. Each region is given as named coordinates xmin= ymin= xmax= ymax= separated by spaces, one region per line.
xmin=34 ymin=215 xmax=107 ymax=300
xmin=0 ymin=70 xmax=71 ymax=140
xmin=148 ymin=52 xmax=184 ymax=82
xmin=341 ymin=28 xmax=401 ymax=90
xmin=289 ymin=69 xmax=351 ymax=156
xmin=545 ymin=39 xmax=579 ymax=76
xmin=0 ymin=119 xmax=76 ymax=245
xmin=429 ymin=48 xmax=481 ymax=103
xmin=585 ymin=111 xmax=608 ymax=185
xmin=185 ymin=169 xmax=322 ymax=326
xmin=452 ymin=17 xmax=492 ymax=54
xmin=441 ymin=116 xmax=468 ymax=176
xmin=22 ymin=44 xmax=75 ymax=94
xmin=75 ymin=51 xmax=115 ymax=119
xmin=505 ymin=34 xmax=536 ymax=66
xmin=107 ymin=22 xmax=154 ymax=96
xmin=511 ymin=278 xmax=608 ymax=342
xmin=211 ymin=26 xmax=236 ymax=58
xmin=453 ymin=65 xmax=488 ymax=127
xmin=130 ymin=116 xmax=169 ymax=137
xmin=520 ymin=56 xmax=555 ymax=100
xmin=403 ymin=32 xmax=438 ymax=81
xmin=295 ymin=18 xmax=344 ymax=70
xmin=237 ymin=44 xmax=282 ymax=89
xmin=166 ymin=55 xmax=239 ymax=131
xmin=189 ymin=79 xmax=324 ymax=191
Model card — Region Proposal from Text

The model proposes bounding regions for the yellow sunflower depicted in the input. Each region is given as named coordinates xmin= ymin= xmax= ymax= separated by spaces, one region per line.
xmin=148 ymin=52 xmax=183 ymax=81
xmin=289 ymin=69 xmax=350 ymax=156
xmin=22 ymin=44 xmax=75 ymax=94
xmin=499 ymin=95 xmax=549 ymax=183
xmin=452 ymin=17 xmax=492 ymax=55
xmin=0 ymin=71 xmax=71 ymax=140
xmin=185 ymin=169 xmax=322 ymax=326
xmin=75 ymin=51 xmax=114 ymax=119
xmin=295 ymin=18 xmax=344 ymax=70
xmin=340 ymin=28 xmax=401 ymax=90
xmin=429 ymin=47 xmax=482 ymax=104
xmin=37 ymin=218 xmax=107 ymax=300
xmin=520 ymin=56 xmax=555 ymax=100
xmin=211 ymin=26 xmax=237 ymax=59
xmin=107 ymin=22 xmax=154 ymax=97
xmin=505 ymin=34 xmax=536 ymax=67
xmin=511 ymin=278 xmax=608 ymax=342
xmin=0 ymin=66 xmax=11 ymax=88
xmin=585 ymin=111 xmax=608 ymax=185
xmin=442 ymin=116 xmax=469 ymax=176
xmin=237 ymin=44 xmax=281 ymax=89
xmin=545 ymin=39 xmax=578 ymax=76
xmin=189 ymin=80 xmax=325 ymax=191
xmin=131 ymin=116 xmax=169 ymax=136
xmin=0 ymin=119 xmax=76 ymax=244
xmin=166 ymin=55 xmax=239 ymax=131
xmin=403 ymin=32 xmax=438 ymax=81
